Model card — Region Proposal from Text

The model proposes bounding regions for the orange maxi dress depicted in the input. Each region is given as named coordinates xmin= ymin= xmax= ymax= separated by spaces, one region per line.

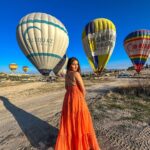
xmin=55 ymin=78 xmax=101 ymax=150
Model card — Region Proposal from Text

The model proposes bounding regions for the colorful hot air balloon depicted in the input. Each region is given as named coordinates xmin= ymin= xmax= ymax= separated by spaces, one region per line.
xmin=9 ymin=63 xmax=18 ymax=72
xmin=16 ymin=12 xmax=69 ymax=76
xmin=124 ymin=29 xmax=150 ymax=73
xmin=53 ymin=54 xmax=68 ymax=76
xmin=82 ymin=18 xmax=116 ymax=74
xmin=23 ymin=66 xmax=29 ymax=73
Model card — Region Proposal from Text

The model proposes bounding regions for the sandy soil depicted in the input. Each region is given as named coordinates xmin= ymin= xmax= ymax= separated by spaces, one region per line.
xmin=0 ymin=77 xmax=149 ymax=150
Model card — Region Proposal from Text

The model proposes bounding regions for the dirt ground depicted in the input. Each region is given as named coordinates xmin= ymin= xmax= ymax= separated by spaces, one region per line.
xmin=0 ymin=77 xmax=149 ymax=150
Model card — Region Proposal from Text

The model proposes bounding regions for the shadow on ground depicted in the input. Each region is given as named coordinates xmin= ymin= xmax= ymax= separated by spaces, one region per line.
xmin=0 ymin=96 xmax=59 ymax=149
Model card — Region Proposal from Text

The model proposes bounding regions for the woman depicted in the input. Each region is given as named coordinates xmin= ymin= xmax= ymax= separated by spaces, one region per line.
xmin=55 ymin=57 xmax=101 ymax=150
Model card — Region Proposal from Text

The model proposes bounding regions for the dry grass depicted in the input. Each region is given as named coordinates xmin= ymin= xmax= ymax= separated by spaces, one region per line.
xmin=90 ymin=80 xmax=150 ymax=122
xmin=88 ymin=80 xmax=150 ymax=150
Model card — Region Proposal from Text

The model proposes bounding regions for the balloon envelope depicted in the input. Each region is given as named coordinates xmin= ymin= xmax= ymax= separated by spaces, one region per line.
xmin=82 ymin=18 xmax=116 ymax=74
xmin=23 ymin=66 xmax=29 ymax=73
xmin=53 ymin=54 xmax=68 ymax=76
xmin=9 ymin=63 xmax=18 ymax=72
xmin=124 ymin=29 xmax=150 ymax=73
xmin=16 ymin=12 xmax=69 ymax=76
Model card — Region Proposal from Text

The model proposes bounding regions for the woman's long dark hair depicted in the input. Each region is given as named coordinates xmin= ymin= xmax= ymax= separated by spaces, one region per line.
xmin=66 ymin=57 xmax=81 ymax=74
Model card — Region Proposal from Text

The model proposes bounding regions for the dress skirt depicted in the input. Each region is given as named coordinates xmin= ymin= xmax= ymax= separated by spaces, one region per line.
xmin=54 ymin=85 xmax=101 ymax=150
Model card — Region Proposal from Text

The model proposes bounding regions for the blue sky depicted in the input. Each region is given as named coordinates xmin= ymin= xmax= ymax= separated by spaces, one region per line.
xmin=0 ymin=0 xmax=150 ymax=73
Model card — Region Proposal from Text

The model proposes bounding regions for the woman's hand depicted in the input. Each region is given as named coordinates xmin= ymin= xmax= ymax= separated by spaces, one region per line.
xmin=83 ymin=90 xmax=86 ymax=98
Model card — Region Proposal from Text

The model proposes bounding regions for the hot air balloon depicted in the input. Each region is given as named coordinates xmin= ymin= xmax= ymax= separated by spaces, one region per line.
xmin=82 ymin=18 xmax=116 ymax=74
xmin=58 ymin=69 xmax=67 ymax=77
xmin=9 ymin=63 xmax=18 ymax=73
xmin=124 ymin=29 xmax=150 ymax=73
xmin=16 ymin=12 xmax=69 ymax=76
xmin=23 ymin=66 xmax=29 ymax=73
xmin=53 ymin=54 xmax=68 ymax=76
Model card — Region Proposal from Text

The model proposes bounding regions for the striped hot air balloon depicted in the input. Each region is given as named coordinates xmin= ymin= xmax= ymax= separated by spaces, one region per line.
xmin=124 ymin=29 xmax=150 ymax=73
xmin=82 ymin=18 xmax=116 ymax=74
xmin=16 ymin=12 xmax=69 ymax=76
xmin=9 ymin=63 xmax=18 ymax=72
xmin=53 ymin=54 xmax=68 ymax=76
xmin=23 ymin=66 xmax=29 ymax=73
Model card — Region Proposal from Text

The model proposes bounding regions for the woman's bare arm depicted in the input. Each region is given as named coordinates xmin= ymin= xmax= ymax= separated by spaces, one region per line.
xmin=74 ymin=72 xmax=86 ymax=97
xmin=65 ymin=75 xmax=67 ymax=90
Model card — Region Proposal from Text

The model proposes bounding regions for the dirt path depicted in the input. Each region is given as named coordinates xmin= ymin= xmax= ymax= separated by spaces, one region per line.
xmin=0 ymin=78 xmax=138 ymax=150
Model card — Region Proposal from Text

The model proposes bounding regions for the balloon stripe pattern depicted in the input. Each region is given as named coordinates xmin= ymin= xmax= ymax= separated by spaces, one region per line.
xmin=26 ymin=53 xmax=62 ymax=59
xmin=53 ymin=54 xmax=68 ymax=76
xmin=16 ymin=12 xmax=69 ymax=76
xmin=82 ymin=18 xmax=116 ymax=73
xmin=124 ymin=30 xmax=150 ymax=73
xmin=18 ymin=19 xmax=68 ymax=33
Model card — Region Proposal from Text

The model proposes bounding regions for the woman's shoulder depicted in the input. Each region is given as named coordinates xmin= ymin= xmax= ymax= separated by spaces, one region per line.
xmin=66 ymin=71 xmax=80 ymax=80
xmin=68 ymin=71 xmax=80 ymax=76
xmin=71 ymin=72 xmax=82 ymax=81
